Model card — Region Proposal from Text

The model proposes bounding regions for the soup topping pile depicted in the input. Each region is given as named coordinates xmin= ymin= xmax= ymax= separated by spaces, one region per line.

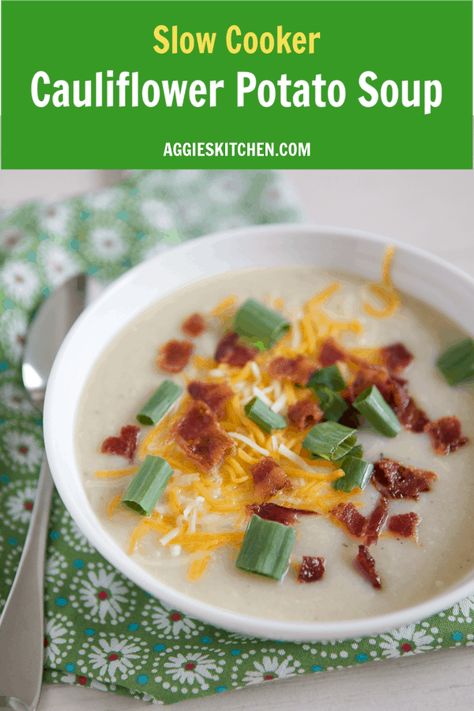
xmin=95 ymin=249 xmax=471 ymax=589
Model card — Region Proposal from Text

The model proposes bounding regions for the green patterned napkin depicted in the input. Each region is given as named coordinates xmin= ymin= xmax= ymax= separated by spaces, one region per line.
xmin=0 ymin=170 xmax=472 ymax=706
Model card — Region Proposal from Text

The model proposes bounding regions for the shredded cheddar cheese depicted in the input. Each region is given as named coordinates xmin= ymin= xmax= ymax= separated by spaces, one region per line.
xmin=364 ymin=245 xmax=400 ymax=318
xmin=309 ymin=281 xmax=341 ymax=305
xmin=382 ymin=245 xmax=396 ymax=287
xmin=187 ymin=555 xmax=211 ymax=581
xmin=236 ymin=447 xmax=259 ymax=464
xmin=211 ymin=294 xmax=237 ymax=318
xmin=96 ymin=466 xmax=137 ymax=479
xmin=348 ymin=347 xmax=384 ymax=366
xmin=128 ymin=518 xmax=167 ymax=553
xmin=107 ymin=493 xmax=123 ymax=517
xmin=283 ymin=382 xmax=297 ymax=406
xmin=364 ymin=283 xmax=400 ymax=318
xmin=193 ymin=355 xmax=216 ymax=371
xmin=167 ymin=487 xmax=182 ymax=516
xmin=173 ymin=530 xmax=244 ymax=552
xmin=300 ymin=314 xmax=317 ymax=353
xmin=138 ymin=415 xmax=173 ymax=459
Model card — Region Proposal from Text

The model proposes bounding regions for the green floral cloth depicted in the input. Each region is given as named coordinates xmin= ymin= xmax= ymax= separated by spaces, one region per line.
xmin=0 ymin=170 xmax=472 ymax=706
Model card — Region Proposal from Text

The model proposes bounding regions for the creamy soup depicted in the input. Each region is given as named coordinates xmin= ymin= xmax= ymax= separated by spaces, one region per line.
xmin=75 ymin=264 xmax=474 ymax=621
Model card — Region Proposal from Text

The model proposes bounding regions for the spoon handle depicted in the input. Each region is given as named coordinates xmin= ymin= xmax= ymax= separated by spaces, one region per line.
xmin=0 ymin=456 xmax=53 ymax=711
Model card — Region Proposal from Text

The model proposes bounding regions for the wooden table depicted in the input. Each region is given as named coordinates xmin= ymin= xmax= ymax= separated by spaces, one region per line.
xmin=1 ymin=167 xmax=473 ymax=710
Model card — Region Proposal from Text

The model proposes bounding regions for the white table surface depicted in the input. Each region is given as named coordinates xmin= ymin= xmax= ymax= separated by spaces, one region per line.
xmin=0 ymin=168 xmax=473 ymax=710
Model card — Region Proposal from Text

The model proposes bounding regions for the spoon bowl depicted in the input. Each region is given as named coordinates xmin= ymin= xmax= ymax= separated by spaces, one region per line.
xmin=22 ymin=274 xmax=89 ymax=411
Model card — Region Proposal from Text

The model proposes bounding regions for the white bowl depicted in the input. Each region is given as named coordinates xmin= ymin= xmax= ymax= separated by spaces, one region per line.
xmin=44 ymin=224 xmax=474 ymax=641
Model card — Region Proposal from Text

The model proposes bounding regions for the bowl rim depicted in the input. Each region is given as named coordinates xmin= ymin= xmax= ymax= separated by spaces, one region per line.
xmin=44 ymin=222 xmax=474 ymax=641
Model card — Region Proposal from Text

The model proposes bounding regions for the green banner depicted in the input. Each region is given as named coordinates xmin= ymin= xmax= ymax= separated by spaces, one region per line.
xmin=1 ymin=0 xmax=472 ymax=168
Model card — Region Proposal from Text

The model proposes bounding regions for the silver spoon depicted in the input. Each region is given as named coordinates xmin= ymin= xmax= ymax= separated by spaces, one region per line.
xmin=0 ymin=274 xmax=92 ymax=711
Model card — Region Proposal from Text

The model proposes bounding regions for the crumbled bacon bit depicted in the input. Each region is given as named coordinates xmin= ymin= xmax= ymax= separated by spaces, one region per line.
xmin=365 ymin=497 xmax=389 ymax=545
xmin=425 ymin=416 xmax=469 ymax=455
xmin=157 ymin=339 xmax=193 ymax=373
xmin=347 ymin=367 xmax=405 ymax=411
xmin=287 ymin=397 xmax=323 ymax=430
xmin=387 ymin=512 xmax=420 ymax=540
xmin=184 ymin=430 xmax=233 ymax=473
xmin=399 ymin=398 xmax=430 ymax=433
xmin=268 ymin=355 xmax=316 ymax=386
xmin=251 ymin=457 xmax=290 ymax=500
xmin=332 ymin=498 xmax=389 ymax=544
xmin=214 ymin=332 xmax=257 ymax=367
xmin=355 ymin=545 xmax=381 ymax=589
xmin=381 ymin=342 xmax=414 ymax=374
xmin=101 ymin=425 xmax=139 ymax=462
xmin=175 ymin=400 xmax=215 ymax=437
xmin=297 ymin=556 xmax=325 ymax=583
xmin=331 ymin=503 xmax=366 ymax=538
xmin=372 ymin=458 xmax=436 ymax=499
xmin=319 ymin=338 xmax=346 ymax=366
xmin=187 ymin=380 xmax=233 ymax=419
xmin=248 ymin=502 xmax=316 ymax=526
xmin=181 ymin=313 xmax=206 ymax=338
xmin=174 ymin=401 xmax=233 ymax=472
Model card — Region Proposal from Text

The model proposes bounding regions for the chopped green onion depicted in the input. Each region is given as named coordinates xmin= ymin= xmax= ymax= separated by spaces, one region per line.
xmin=334 ymin=443 xmax=364 ymax=468
xmin=344 ymin=443 xmax=363 ymax=460
xmin=236 ymin=515 xmax=295 ymax=580
xmin=333 ymin=456 xmax=374 ymax=492
xmin=244 ymin=396 xmax=287 ymax=433
xmin=122 ymin=455 xmax=173 ymax=515
xmin=137 ymin=380 xmax=182 ymax=425
xmin=327 ymin=434 xmax=357 ymax=460
xmin=308 ymin=365 xmax=345 ymax=392
xmin=313 ymin=385 xmax=348 ymax=422
xmin=437 ymin=338 xmax=474 ymax=386
xmin=354 ymin=385 xmax=401 ymax=437
xmin=303 ymin=422 xmax=357 ymax=461
xmin=233 ymin=298 xmax=290 ymax=349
